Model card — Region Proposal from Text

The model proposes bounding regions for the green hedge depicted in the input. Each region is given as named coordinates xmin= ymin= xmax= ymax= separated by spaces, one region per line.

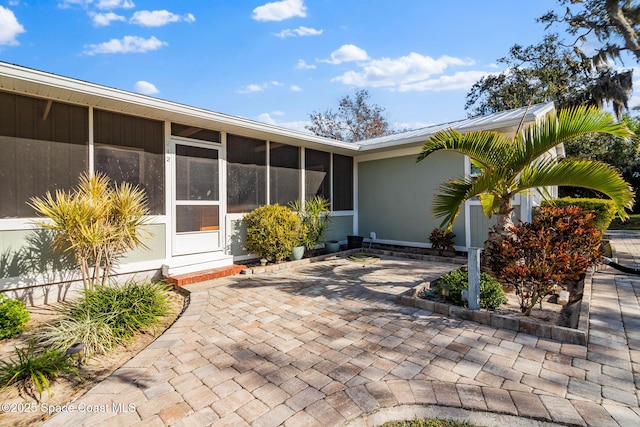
xmin=540 ymin=197 xmax=617 ymax=233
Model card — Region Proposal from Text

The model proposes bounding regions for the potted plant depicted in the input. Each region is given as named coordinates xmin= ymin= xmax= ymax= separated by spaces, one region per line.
xmin=291 ymin=222 xmax=308 ymax=261
xmin=289 ymin=197 xmax=331 ymax=256
xmin=324 ymin=240 xmax=340 ymax=253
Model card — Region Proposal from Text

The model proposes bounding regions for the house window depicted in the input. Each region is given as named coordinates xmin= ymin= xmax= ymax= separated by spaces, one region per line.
xmin=93 ymin=110 xmax=165 ymax=215
xmin=305 ymin=149 xmax=331 ymax=202
xmin=227 ymin=134 xmax=266 ymax=213
xmin=0 ymin=91 xmax=88 ymax=218
xmin=270 ymin=142 xmax=300 ymax=206
xmin=333 ymin=154 xmax=353 ymax=211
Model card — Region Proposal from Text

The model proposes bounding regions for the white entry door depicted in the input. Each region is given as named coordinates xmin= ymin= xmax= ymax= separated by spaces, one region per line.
xmin=172 ymin=141 xmax=221 ymax=256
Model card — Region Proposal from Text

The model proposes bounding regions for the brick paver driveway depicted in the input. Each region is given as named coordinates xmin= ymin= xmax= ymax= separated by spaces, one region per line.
xmin=43 ymin=246 xmax=640 ymax=427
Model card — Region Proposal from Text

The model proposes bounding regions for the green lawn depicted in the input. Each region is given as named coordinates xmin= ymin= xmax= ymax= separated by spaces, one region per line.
xmin=380 ymin=420 xmax=478 ymax=427
xmin=609 ymin=214 xmax=640 ymax=230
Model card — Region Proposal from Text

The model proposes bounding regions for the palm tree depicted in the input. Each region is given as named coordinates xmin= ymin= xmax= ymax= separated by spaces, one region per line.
xmin=417 ymin=106 xmax=635 ymax=243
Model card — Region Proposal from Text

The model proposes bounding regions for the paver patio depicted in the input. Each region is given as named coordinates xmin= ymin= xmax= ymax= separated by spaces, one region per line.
xmin=41 ymin=234 xmax=640 ymax=427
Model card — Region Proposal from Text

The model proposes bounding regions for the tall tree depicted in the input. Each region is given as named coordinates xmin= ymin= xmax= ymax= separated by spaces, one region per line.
xmin=539 ymin=0 xmax=640 ymax=65
xmin=465 ymin=34 xmax=632 ymax=118
xmin=306 ymin=89 xmax=394 ymax=142
xmin=417 ymin=106 xmax=634 ymax=244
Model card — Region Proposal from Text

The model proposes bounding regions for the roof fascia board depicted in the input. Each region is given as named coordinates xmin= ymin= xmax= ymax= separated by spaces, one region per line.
xmin=0 ymin=63 xmax=360 ymax=153
xmin=358 ymin=102 xmax=556 ymax=152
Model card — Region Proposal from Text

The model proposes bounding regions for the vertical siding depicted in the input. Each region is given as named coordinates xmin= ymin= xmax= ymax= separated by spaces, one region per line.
xmin=469 ymin=204 xmax=522 ymax=248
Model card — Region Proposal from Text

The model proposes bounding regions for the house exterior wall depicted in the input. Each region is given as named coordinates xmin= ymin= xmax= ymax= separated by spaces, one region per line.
xmin=357 ymin=151 xmax=466 ymax=248
xmin=468 ymin=204 xmax=522 ymax=248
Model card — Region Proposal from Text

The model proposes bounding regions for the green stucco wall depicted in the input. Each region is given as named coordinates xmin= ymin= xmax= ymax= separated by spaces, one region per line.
xmin=325 ymin=215 xmax=354 ymax=242
xmin=0 ymin=223 xmax=165 ymax=279
xmin=357 ymin=152 xmax=466 ymax=247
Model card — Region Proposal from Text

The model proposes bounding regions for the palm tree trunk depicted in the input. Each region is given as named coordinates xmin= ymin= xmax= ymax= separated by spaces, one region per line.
xmin=486 ymin=197 xmax=516 ymax=244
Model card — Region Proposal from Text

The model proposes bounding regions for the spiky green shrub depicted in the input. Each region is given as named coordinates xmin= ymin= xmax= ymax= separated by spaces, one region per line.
xmin=0 ymin=295 xmax=30 ymax=339
xmin=289 ymin=197 xmax=331 ymax=253
xmin=0 ymin=339 xmax=78 ymax=401
xmin=434 ymin=269 xmax=507 ymax=310
xmin=37 ymin=315 xmax=115 ymax=359
xmin=244 ymin=204 xmax=302 ymax=262
xmin=30 ymin=172 xmax=150 ymax=290
xmin=541 ymin=197 xmax=617 ymax=233
xmin=38 ymin=281 xmax=171 ymax=357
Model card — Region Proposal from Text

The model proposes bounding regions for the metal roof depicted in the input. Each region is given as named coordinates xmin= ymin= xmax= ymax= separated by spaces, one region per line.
xmin=357 ymin=101 xmax=556 ymax=151
xmin=0 ymin=62 xmax=555 ymax=155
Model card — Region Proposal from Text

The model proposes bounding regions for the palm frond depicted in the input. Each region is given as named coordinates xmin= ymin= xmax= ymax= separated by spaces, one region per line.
xmin=511 ymin=106 xmax=634 ymax=172
xmin=417 ymin=128 xmax=513 ymax=168
xmin=432 ymin=173 xmax=499 ymax=228
xmin=518 ymin=158 xmax=634 ymax=218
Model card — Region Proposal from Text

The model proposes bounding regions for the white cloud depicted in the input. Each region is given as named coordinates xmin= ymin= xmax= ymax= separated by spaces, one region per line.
xmin=84 ymin=35 xmax=167 ymax=55
xmin=58 ymin=0 xmax=91 ymax=8
xmin=91 ymin=11 xmax=125 ymax=26
xmin=319 ymin=44 xmax=369 ymax=64
xmin=237 ymin=81 xmax=285 ymax=94
xmin=96 ymin=0 xmax=134 ymax=9
xmin=275 ymin=26 xmax=322 ymax=38
xmin=257 ymin=113 xmax=312 ymax=133
xmin=0 ymin=6 xmax=25 ymax=45
xmin=237 ymin=83 xmax=267 ymax=94
xmin=396 ymin=70 xmax=493 ymax=92
xmin=130 ymin=10 xmax=195 ymax=27
xmin=134 ymin=80 xmax=159 ymax=94
xmin=290 ymin=85 xmax=303 ymax=92
xmin=295 ymin=59 xmax=316 ymax=70
xmin=330 ymin=51 xmax=487 ymax=92
xmin=252 ymin=0 xmax=306 ymax=22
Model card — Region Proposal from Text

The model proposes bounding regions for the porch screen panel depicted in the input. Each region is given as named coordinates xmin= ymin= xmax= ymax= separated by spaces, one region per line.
xmin=0 ymin=91 xmax=88 ymax=218
xmin=94 ymin=110 xmax=165 ymax=214
xmin=227 ymin=134 xmax=266 ymax=213
xmin=269 ymin=142 xmax=300 ymax=206
xmin=332 ymin=154 xmax=354 ymax=211
xmin=305 ymin=149 xmax=330 ymax=203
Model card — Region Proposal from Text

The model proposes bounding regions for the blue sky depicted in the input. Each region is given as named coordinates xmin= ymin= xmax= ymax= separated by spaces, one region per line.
xmin=0 ymin=0 xmax=614 ymax=133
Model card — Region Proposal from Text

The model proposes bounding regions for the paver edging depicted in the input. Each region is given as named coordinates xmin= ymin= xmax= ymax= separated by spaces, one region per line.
xmin=240 ymin=248 xmax=466 ymax=275
xmin=397 ymin=272 xmax=593 ymax=346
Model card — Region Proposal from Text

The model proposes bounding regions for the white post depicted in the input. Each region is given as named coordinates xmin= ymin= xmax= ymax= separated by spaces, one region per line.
xmin=468 ymin=248 xmax=482 ymax=310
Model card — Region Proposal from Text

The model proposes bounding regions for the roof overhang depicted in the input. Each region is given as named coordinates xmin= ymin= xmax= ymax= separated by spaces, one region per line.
xmin=0 ymin=62 xmax=360 ymax=155
xmin=0 ymin=62 xmax=557 ymax=157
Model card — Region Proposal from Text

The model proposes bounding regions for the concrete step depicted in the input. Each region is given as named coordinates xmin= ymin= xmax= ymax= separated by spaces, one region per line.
xmin=165 ymin=264 xmax=246 ymax=286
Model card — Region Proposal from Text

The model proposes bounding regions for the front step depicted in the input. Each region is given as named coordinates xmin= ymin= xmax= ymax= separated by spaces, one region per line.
xmin=165 ymin=264 xmax=246 ymax=286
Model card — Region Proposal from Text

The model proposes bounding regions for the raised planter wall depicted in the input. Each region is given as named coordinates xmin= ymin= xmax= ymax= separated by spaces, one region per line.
xmin=397 ymin=271 xmax=593 ymax=346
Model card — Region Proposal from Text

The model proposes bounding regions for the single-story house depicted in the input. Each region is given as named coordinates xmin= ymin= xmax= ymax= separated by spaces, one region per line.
xmin=0 ymin=62 xmax=558 ymax=304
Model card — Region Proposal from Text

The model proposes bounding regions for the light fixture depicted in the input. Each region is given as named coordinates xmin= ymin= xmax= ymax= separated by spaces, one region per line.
xmin=66 ymin=342 xmax=86 ymax=366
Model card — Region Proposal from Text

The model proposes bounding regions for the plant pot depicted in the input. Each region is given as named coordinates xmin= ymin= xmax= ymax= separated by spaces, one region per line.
xmin=347 ymin=235 xmax=364 ymax=249
xmin=325 ymin=240 xmax=340 ymax=254
xmin=291 ymin=245 xmax=305 ymax=260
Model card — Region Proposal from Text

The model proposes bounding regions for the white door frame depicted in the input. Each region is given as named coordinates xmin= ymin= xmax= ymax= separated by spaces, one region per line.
xmin=170 ymin=138 xmax=223 ymax=256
